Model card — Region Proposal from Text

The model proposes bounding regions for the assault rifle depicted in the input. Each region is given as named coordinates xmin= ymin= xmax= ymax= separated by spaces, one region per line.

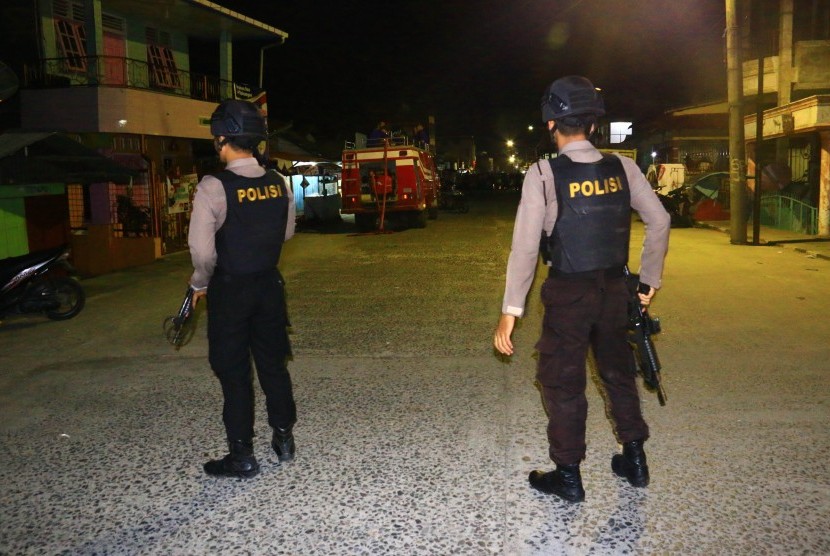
xmin=163 ymin=286 xmax=195 ymax=349
xmin=624 ymin=267 xmax=667 ymax=406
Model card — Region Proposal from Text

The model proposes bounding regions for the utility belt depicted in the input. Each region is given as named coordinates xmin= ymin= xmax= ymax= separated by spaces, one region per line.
xmin=548 ymin=266 xmax=625 ymax=280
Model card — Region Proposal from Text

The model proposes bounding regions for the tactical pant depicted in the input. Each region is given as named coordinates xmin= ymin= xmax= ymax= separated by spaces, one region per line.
xmin=207 ymin=268 xmax=296 ymax=442
xmin=535 ymin=271 xmax=649 ymax=465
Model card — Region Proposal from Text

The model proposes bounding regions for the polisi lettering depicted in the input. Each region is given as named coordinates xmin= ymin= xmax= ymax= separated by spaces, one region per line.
xmin=236 ymin=184 xmax=283 ymax=203
xmin=567 ymin=175 xmax=624 ymax=198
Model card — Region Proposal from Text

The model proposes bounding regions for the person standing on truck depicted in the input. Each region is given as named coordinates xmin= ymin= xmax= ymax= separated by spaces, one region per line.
xmin=414 ymin=123 xmax=429 ymax=149
xmin=368 ymin=120 xmax=390 ymax=146
xmin=189 ymin=99 xmax=298 ymax=479
xmin=493 ymin=76 xmax=670 ymax=502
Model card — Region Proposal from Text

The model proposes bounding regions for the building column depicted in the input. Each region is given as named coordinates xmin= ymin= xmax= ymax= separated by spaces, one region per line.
xmin=777 ymin=0 xmax=793 ymax=106
xmin=819 ymin=131 xmax=830 ymax=237
xmin=83 ymin=0 xmax=103 ymax=84
xmin=219 ymin=30 xmax=233 ymax=100
xmin=775 ymin=0 xmax=794 ymax=163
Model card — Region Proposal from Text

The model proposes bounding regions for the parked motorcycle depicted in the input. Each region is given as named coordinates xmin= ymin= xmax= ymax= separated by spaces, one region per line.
xmin=656 ymin=185 xmax=694 ymax=228
xmin=0 ymin=245 xmax=85 ymax=321
xmin=438 ymin=187 xmax=470 ymax=213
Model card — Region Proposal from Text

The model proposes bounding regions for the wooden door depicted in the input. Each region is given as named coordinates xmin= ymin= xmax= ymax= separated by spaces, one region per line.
xmin=103 ymin=31 xmax=126 ymax=86
xmin=25 ymin=195 xmax=69 ymax=252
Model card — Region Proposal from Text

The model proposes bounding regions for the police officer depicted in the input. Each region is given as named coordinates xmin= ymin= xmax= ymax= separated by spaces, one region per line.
xmin=189 ymin=99 xmax=297 ymax=479
xmin=493 ymin=76 xmax=670 ymax=502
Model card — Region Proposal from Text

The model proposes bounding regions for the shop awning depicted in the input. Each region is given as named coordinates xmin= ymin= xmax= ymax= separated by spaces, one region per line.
xmin=0 ymin=131 xmax=138 ymax=184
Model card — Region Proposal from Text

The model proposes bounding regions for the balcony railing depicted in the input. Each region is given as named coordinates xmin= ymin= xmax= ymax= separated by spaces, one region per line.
xmin=22 ymin=56 xmax=246 ymax=103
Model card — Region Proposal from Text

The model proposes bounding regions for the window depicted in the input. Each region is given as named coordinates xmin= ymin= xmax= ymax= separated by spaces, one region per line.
xmin=53 ymin=0 xmax=87 ymax=72
xmin=146 ymin=27 xmax=180 ymax=89
xmin=67 ymin=184 xmax=89 ymax=230
xmin=609 ymin=121 xmax=632 ymax=144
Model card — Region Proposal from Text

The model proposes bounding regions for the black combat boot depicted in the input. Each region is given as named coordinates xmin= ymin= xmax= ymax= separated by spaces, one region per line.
xmin=203 ymin=440 xmax=260 ymax=479
xmin=271 ymin=427 xmax=295 ymax=463
xmin=611 ymin=439 xmax=650 ymax=487
xmin=528 ymin=464 xmax=585 ymax=503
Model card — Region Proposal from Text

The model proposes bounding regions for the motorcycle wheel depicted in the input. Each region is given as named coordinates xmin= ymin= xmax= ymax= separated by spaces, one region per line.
xmin=46 ymin=277 xmax=86 ymax=320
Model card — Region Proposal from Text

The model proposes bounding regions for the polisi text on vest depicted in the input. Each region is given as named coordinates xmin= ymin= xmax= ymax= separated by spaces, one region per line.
xmin=567 ymin=176 xmax=625 ymax=198
xmin=237 ymin=184 xmax=284 ymax=203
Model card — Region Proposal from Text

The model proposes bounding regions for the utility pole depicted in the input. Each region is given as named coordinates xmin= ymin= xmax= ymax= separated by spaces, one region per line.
xmin=726 ymin=0 xmax=747 ymax=244
xmin=751 ymin=0 xmax=765 ymax=245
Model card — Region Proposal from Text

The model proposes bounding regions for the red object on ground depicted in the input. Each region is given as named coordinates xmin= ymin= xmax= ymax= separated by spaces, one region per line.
xmin=693 ymin=199 xmax=730 ymax=220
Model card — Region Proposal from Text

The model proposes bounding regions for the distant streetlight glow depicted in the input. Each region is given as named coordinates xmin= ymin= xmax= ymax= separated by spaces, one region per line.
xmin=506 ymin=140 xmax=514 ymax=148
xmin=527 ymin=125 xmax=534 ymax=132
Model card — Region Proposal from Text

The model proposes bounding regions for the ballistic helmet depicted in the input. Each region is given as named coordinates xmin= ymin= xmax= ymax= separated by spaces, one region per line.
xmin=210 ymin=99 xmax=266 ymax=139
xmin=541 ymin=75 xmax=605 ymax=123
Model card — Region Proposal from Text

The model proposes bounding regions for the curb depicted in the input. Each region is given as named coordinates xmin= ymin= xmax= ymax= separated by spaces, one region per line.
xmin=694 ymin=222 xmax=830 ymax=262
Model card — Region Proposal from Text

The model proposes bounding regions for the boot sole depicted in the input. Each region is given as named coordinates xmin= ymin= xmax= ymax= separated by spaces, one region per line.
xmin=203 ymin=466 xmax=260 ymax=479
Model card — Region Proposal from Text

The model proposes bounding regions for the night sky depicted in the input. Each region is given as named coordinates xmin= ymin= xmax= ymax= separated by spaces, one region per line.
xmin=222 ymin=0 xmax=728 ymax=152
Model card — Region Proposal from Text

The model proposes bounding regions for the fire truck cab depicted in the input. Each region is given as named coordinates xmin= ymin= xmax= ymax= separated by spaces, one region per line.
xmin=341 ymin=137 xmax=440 ymax=232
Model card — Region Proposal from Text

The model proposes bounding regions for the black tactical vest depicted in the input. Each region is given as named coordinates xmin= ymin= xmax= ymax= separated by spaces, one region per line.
xmin=214 ymin=169 xmax=289 ymax=276
xmin=545 ymin=154 xmax=631 ymax=274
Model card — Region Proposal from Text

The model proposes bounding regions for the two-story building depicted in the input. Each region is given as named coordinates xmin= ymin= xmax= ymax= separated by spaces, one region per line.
xmin=740 ymin=0 xmax=830 ymax=236
xmin=636 ymin=1 xmax=829 ymax=235
xmin=17 ymin=0 xmax=287 ymax=275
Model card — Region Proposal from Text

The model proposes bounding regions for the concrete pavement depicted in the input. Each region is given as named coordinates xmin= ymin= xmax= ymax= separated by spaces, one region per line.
xmin=1 ymin=198 xmax=828 ymax=555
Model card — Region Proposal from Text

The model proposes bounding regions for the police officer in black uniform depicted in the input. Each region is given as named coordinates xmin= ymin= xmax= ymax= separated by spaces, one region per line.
xmin=494 ymin=76 xmax=670 ymax=502
xmin=188 ymin=99 xmax=297 ymax=479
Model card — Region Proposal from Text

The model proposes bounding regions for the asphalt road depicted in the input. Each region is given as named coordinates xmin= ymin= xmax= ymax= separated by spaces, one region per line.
xmin=1 ymin=192 xmax=828 ymax=555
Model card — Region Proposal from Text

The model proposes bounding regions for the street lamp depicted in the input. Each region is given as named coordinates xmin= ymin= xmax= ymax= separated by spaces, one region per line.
xmin=506 ymin=139 xmax=514 ymax=148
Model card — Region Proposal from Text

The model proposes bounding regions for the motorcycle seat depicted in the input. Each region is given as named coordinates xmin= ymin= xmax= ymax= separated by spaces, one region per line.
xmin=0 ymin=245 xmax=67 ymax=288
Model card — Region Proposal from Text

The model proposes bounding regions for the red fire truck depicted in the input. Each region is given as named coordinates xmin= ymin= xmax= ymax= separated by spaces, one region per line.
xmin=340 ymin=137 xmax=440 ymax=232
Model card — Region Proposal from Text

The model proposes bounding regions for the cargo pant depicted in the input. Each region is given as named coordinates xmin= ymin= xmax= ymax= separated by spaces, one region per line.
xmin=535 ymin=271 xmax=649 ymax=465
xmin=207 ymin=268 xmax=296 ymax=442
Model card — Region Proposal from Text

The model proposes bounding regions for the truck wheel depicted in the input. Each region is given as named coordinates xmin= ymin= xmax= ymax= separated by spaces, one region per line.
xmin=413 ymin=210 xmax=428 ymax=228
xmin=355 ymin=213 xmax=377 ymax=232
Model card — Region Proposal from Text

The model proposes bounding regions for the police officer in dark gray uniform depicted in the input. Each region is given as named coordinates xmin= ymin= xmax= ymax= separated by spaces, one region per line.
xmin=189 ymin=99 xmax=297 ymax=479
xmin=494 ymin=76 xmax=670 ymax=502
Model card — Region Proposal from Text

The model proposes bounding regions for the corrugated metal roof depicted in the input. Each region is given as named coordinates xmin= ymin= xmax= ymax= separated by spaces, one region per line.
xmin=0 ymin=131 xmax=137 ymax=184
xmin=0 ymin=131 xmax=53 ymax=159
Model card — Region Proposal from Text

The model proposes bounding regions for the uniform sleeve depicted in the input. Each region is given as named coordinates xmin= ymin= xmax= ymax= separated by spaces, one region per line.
xmin=621 ymin=156 xmax=670 ymax=289
xmin=187 ymin=175 xmax=225 ymax=290
xmin=283 ymin=173 xmax=296 ymax=241
xmin=501 ymin=164 xmax=549 ymax=317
